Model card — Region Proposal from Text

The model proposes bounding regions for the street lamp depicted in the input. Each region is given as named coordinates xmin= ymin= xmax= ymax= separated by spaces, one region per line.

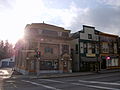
xmin=26 ymin=57 xmax=29 ymax=60
xmin=61 ymin=58 xmax=64 ymax=61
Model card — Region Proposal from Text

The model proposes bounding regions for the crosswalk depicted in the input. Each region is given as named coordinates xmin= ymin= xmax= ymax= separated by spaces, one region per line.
xmin=21 ymin=79 xmax=120 ymax=90
xmin=22 ymin=80 xmax=62 ymax=90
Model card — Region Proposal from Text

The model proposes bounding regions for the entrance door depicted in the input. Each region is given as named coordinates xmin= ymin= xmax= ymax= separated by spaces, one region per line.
xmin=63 ymin=61 xmax=68 ymax=72
xmin=101 ymin=59 xmax=106 ymax=69
xmin=29 ymin=60 xmax=36 ymax=74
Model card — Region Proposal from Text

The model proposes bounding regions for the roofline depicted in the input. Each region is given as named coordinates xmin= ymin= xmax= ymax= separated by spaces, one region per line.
xmin=100 ymin=32 xmax=118 ymax=37
xmin=25 ymin=23 xmax=71 ymax=32
xmin=83 ymin=25 xmax=95 ymax=29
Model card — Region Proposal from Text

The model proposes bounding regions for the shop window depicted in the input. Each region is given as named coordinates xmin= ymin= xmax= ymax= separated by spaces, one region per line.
xmin=40 ymin=61 xmax=58 ymax=70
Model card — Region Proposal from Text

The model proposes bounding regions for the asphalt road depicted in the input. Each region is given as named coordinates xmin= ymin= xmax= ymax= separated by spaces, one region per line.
xmin=1 ymin=70 xmax=120 ymax=90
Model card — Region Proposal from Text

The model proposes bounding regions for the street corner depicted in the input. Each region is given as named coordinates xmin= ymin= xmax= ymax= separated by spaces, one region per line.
xmin=0 ymin=70 xmax=9 ymax=76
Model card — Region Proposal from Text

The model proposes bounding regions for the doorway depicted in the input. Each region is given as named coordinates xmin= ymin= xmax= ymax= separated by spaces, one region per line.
xmin=63 ymin=61 xmax=68 ymax=72
xmin=101 ymin=59 xmax=106 ymax=69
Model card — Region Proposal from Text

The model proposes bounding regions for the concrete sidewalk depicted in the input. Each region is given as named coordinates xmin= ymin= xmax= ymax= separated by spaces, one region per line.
xmin=10 ymin=69 xmax=120 ymax=79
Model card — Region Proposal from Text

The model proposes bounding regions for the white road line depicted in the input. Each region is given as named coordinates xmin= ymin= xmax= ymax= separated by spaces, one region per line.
xmin=78 ymin=80 xmax=120 ymax=86
xmin=72 ymin=83 xmax=120 ymax=90
xmin=22 ymin=80 xmax=62 ymax=90
xmin=39 ymin=79 xmax=65 ymax=83
xmin=81 ymin=73 xmax=120 ymax=80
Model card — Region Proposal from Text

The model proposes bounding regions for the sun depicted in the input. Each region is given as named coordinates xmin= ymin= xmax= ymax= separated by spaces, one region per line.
xmin=0 ymin=19 xmax=24 ymax=45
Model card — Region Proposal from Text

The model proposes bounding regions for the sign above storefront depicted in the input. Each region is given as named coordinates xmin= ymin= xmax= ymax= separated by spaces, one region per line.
xmin=86 ymin=54 xmax=96 ymax=57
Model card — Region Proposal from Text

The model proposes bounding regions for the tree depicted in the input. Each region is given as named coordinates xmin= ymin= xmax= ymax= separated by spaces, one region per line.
xmin=0 ymin=40 xmax=14 ymax=60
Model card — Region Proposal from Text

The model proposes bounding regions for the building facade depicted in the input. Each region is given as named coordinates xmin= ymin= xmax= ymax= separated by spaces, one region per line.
xmin=71 ymin=25 xmax=100 ymax=72
xmin=99 ymin=32 xmax=120 ymax=69
xmin=118 ymin=37 xmax=120 ymax=68
xmin=15 ymin=23 xmax=72 ymax=75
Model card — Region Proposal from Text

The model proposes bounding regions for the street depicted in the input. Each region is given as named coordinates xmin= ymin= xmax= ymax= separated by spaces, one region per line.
xmin=0 ymin=68 xmax=120 ymax=90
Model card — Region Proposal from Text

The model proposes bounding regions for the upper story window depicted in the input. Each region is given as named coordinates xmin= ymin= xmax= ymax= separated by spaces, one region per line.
xmin=62 ymin=32 xmax=69 ymax=37
xmin=42 ymin=30 xmax=58 ymax=37
xmin=101 ymin=42 xmax=109 ymax=53
xmin=88 ymin=34 xmax=92 ymax=39
xmin=29 ymin=28 xmax=39 ymax=35
xmin=75 ymin=44 xmax=78 ymax=54
xmin=84 ymin=43 xmax=87 ymax=53
xmin=45 ymin=47 xmax=53 ymax=54
xmin=29 ymin=41 xmax=38 ymax=50
xmin=92 ymin=43 xmax=95 ymax=53
xmin=62 ymin=45 xmax=69 ymax=54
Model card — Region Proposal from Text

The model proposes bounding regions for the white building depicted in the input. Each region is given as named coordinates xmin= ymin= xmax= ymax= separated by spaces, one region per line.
xmin=0 ymin=56 xmax=15 ymax=68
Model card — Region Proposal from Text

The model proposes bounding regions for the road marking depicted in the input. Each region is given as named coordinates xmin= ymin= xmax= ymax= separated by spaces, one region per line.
xmin=78 ymin=80 xmax=120 ymax=86
xmin=72 ymin=83 xmax=120 ymax=90
xmin=11 ymin=83 xmax=17 ymax=88
xmin=86 ymin=73 xmax=120 ymax=80
xmin=39 ymin=79 xmax=65 ymax=83
xmin=22 ymin=80 xmax=62 ymax=90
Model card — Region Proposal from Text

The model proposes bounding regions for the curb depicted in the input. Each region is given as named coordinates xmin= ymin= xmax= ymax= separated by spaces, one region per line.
xmin=10 ymin=70 xmax=120 ymax=79
xmin=10 ymin=72 xmax=95 ymax=79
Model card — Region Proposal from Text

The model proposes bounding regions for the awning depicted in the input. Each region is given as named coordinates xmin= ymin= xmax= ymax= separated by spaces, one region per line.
xmin=81 ymin=57 xmax=101 ymax=62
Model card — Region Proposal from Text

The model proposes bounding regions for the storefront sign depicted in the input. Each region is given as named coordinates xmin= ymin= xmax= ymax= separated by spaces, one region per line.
xmin=86 ymin=54 xmax=96 ymax=57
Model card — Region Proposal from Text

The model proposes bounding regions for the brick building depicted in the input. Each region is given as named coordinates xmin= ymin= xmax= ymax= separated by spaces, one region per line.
xmin=99 ymin=32 xmax=120 ymax=69
xmin=15 ymin=23 xmax=72 ymax=75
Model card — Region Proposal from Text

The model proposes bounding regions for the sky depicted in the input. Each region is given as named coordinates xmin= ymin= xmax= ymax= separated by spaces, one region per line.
xmin=0 ymin=0 xmax=120 ymax=44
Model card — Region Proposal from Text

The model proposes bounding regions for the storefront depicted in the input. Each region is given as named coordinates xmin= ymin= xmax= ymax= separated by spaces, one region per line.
xmin=101 ymin=56 xmax=119 ymax=69
xmin=81 ymin=57 xmax=101 ymax=71
xmin=40 ymin=60 xmax=59 ymax=70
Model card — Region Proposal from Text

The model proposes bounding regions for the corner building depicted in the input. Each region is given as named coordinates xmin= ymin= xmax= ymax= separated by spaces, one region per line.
xmin=15 ymin=23 xmax=72 ymax=75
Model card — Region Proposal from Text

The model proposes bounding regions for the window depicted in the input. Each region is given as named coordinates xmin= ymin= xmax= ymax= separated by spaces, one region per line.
xmin=84 ymin=43 xmax=87 ymax=53
xmin=62 ymin=45 xmax=69 ymax=54
xmin=40 ymin=61 xmax=53 ymax=70
xmin=62 ymin=32 xmax=69 ymax=37
xmin=45 ymin=47 xmax=53 ymax=54
xmin=40 ymin=61 xmax=58 ymax=70
xmin=92 ymin=43 xmax=95 ymax=53
xmin=75 ymin=44 xmax=78 ymax=54
xmin=88 ymin=34 xmax=92 ymax=39
xmin=29 ymin=41 xmax=38 ymax=50
xmin=42 ymin=30 xmax=58 ymax=37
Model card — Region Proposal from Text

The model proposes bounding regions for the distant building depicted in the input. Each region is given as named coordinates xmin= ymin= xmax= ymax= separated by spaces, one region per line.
xmin=99 ymin=32 xmax=119 ymax=69
xmin=71 ymin=25 xmax=100 ymax=72
xmin=15 ymin=23 xmax=72 ymax=75
xmin=118 ymin=37 xmax=120 ymax=68
xmin=0 ymin=56 xmax=15 ymax=68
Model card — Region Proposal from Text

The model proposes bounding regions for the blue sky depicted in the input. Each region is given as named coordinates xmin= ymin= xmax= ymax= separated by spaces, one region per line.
xmin=0 ymin=0 xmax=120 ymax=44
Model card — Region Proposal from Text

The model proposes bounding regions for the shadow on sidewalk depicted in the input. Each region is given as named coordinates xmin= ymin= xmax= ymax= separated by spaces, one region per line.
xmin=11 ymin=70 xmax=22 ymax=75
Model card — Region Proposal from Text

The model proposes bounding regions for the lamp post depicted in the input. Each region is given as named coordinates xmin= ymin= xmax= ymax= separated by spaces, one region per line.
xmin=26 ymin=57 xmax=29 ymax=70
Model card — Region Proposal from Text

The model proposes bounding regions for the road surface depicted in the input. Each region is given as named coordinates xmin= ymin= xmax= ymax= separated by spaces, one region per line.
xmin=0 ymin=68 xmax=120 ymax=90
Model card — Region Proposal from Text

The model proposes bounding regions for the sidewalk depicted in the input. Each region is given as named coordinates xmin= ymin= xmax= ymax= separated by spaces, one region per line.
xmin=10 ymin=69 xmax=120 ymax=79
